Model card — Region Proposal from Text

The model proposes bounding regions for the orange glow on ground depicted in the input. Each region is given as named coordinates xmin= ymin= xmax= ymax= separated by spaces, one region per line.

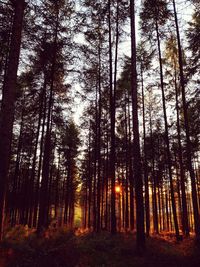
xmin=115 ymin=185 xmax=121 ymax=193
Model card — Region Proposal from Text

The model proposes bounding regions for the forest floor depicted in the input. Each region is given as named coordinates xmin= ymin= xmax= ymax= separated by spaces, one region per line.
xmin=0 ymin=226 xmax=200 ymax=267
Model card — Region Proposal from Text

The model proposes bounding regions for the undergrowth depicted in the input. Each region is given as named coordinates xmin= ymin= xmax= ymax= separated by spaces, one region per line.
xmin=0 ymin=227 xmax=200 ymax=267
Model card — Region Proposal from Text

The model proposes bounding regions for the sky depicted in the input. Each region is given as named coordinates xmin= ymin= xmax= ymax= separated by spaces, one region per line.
xmin=72 ymin=0 xmax=194 ymax=127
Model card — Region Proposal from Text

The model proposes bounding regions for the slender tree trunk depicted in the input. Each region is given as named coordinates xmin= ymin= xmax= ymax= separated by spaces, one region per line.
xmin=37 ymin=11 xmax=58 ymax=233
xmin=155 ymin=19 xmax=180 ymax=240
xmin=166 ymin=190 xmax=169 ymax=231
xmin=54 ymin=155 xmax=60 ymax=220
xmin=158 ymin=184 xmax=162 ymax=231
xmin=108 ymin=0 xmax=116 ymax=234
xmin=24 ymin=143 xmax=34 ymax=225
xmin=93 ymin=88 xmax=98 ymax=231
xmin=173 ymin=0 xmax=200 ymax=239
xmin=152 ymin=167 xmax=158 ymax=233
xmin=28 ymin=81 xmax=46 ymax=227
xmin=105 ymin=121 xmax=109 ymax=230
xmin=33 ymin=84 xmax=47 ymax=227
xmin=124 ymin=94 xmax=129 ymax=231
xmin=141 ymin=67 xmax=150 ymax=236
xmin=128 ymin=96 xmax=134 ymax=231
xmin=88 ymin=124 xmax=92 ymax=229
xmin=149 ymin=96 xmax=158 ymax=233
xmin=130 ymin=0 xmax=145 ymax=251
xmin=96 ymin=37 xmax=102 ymax=232
xmin=161 ymin=182 xmax=165 ymax=230
xmin=174 ymin=67 xmax=189 ymax=236
xmin=11 ymin=102 xmax=25 ymax=226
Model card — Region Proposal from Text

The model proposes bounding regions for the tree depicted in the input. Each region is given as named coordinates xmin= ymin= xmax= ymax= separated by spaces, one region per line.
xmin=130 ymin=0 xmax=145 ymax=252
xmin=36 ymin=0 xmax=75 ymax=234
xmin=0 ymin=0 xmax=26 ymax=240
xmin=173 ymin=0 xmax=200 ymax=238
xmin=140 ymin=0 xmax=180 ymax=241
xmin=61 ymin=121 xmax=80 ymax=227
xmin=165 ymin=35 xmax=189 ymax=236
xmin=137 ymin=42 xmax=153 ymax=237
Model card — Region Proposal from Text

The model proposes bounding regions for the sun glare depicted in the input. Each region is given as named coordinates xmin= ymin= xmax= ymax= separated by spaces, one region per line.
xmin=115 ymin=185 xmax=121 ymax=193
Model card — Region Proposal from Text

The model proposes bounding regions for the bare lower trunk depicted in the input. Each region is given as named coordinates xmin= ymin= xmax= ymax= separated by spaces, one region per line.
xmin=108 ymin=0 xmax=116 ymax=234
xmin=130 ymin=0 xmax=145 ymax=252
xmin=173 ymin=0 xmax=200 ymax=239
xmin=155 ymin=20 xmax=180 ymax=241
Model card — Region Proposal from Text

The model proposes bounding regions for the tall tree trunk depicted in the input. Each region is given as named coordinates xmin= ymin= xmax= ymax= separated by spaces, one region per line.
xmin=173 ymin=0 xmax=200 ymax=239
xmin=88 ymin=124 xmax=92 ymax=229
xmin=128 ymin=96 xmax=134 ymax=231
xmin=54 ymin=154 xmax=60 ymax=220
xmin=28 ymin=80 xmax=46 ymax=227
xmin=166 ymin=189 xmax=169 ymax=231
xmin=93 ymin=88 xmax=98 ymax=231
xmin=37 ymin=10 xmax=58 ymax=233
xmin=96 ymin=38 xmax=102 ymax=232
xmin=124 ymin=94 xmax=129 ymax=231
xmin=11 ymin=101 xmax=25 ymax=226
xmin=33 ymin=85 xmax=47 ymax=227
xmin=0 ymin=0 xmax=25 ymax=240
xmin=161 ymin=182 xmax=165 ymax=230
xmin=141 ymin=67 xmax=150 ymax=236
xmin=108 ymin=0 xmax=116 ymax=234
xmin=149 ymin=92 xmax=158 ymax=233
xmin=130 ymin=0 xmax=145 ymax=251
xmin=105 ymin=120 xmax=109 ymax=230
xmin=155 ymin=19 xmax=180 ymax=241
xmin=174 ymin=66 xmax=189 ymax=236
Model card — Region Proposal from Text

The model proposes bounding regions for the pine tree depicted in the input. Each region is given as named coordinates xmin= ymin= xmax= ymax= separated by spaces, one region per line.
xmin=0 ymin=0 xmax=26 ymax=240
xmin=130 ymin=0 xmax=145 ymax=252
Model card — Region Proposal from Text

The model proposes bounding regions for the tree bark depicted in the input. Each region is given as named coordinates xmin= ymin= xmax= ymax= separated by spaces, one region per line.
xmin=130 ymin=0 xmax=145 ymax=252
xmin=37 ymin=9 xmax=59 ymax=233
xmin=141 ymin=67 xmax=150 ymax=236
xmin=0 ymin=0 xmax=25 ymax=240
xmin=174 ymin=67 xmax=189 ymax=236
xmin=108 ymin=0 xmax=116 ymax=234
xmin=173 ymin=0 xmax=200 ymax=239
xmin=155 ymin=19 xmax=180 ymax=241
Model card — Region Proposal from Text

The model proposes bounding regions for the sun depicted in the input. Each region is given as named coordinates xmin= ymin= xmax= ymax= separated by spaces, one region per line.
xmin=115 ymin=185 xmax=121 ymax=193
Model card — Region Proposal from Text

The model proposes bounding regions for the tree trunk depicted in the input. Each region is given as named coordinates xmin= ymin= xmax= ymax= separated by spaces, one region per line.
xmin=141 ymin=67 xmax=150 ymax=236
xmin=0 ymin=0 xmax=25 ymax=240
xmin=128 ymin=96 xmax=134 ymax=231
xmin=11 ymin=101 xmax=25 ymax=226
xmin=124 ymin=94 xmax=129 ymax=231
xmin=37 ymin=11 xmax=58 ymax=233
xmin=96 ymin=38 xmax=102 ymax=232
xmin=108 ymin=0 xmax=116 ymax=234
xmin=88 ymin=124 xmax=92 ymax=229
xmin=155 ymin=19 xmax=180 ymax=241
xmin=130 ymin=0 xmax=145 ymax=252
xmin=173 ymin=0 xmax=200 ymax=239
xmin=33 ymin=84 xmax=47 ymax=227
xmin=174 ymin=67 xmax=189 ymax=236
xmin=28 ymin=80 xmax=46 ymax=227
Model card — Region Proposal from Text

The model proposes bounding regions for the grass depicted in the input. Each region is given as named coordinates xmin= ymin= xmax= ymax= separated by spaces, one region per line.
xmin=0 ymin=227 xmax=200 ymax=267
